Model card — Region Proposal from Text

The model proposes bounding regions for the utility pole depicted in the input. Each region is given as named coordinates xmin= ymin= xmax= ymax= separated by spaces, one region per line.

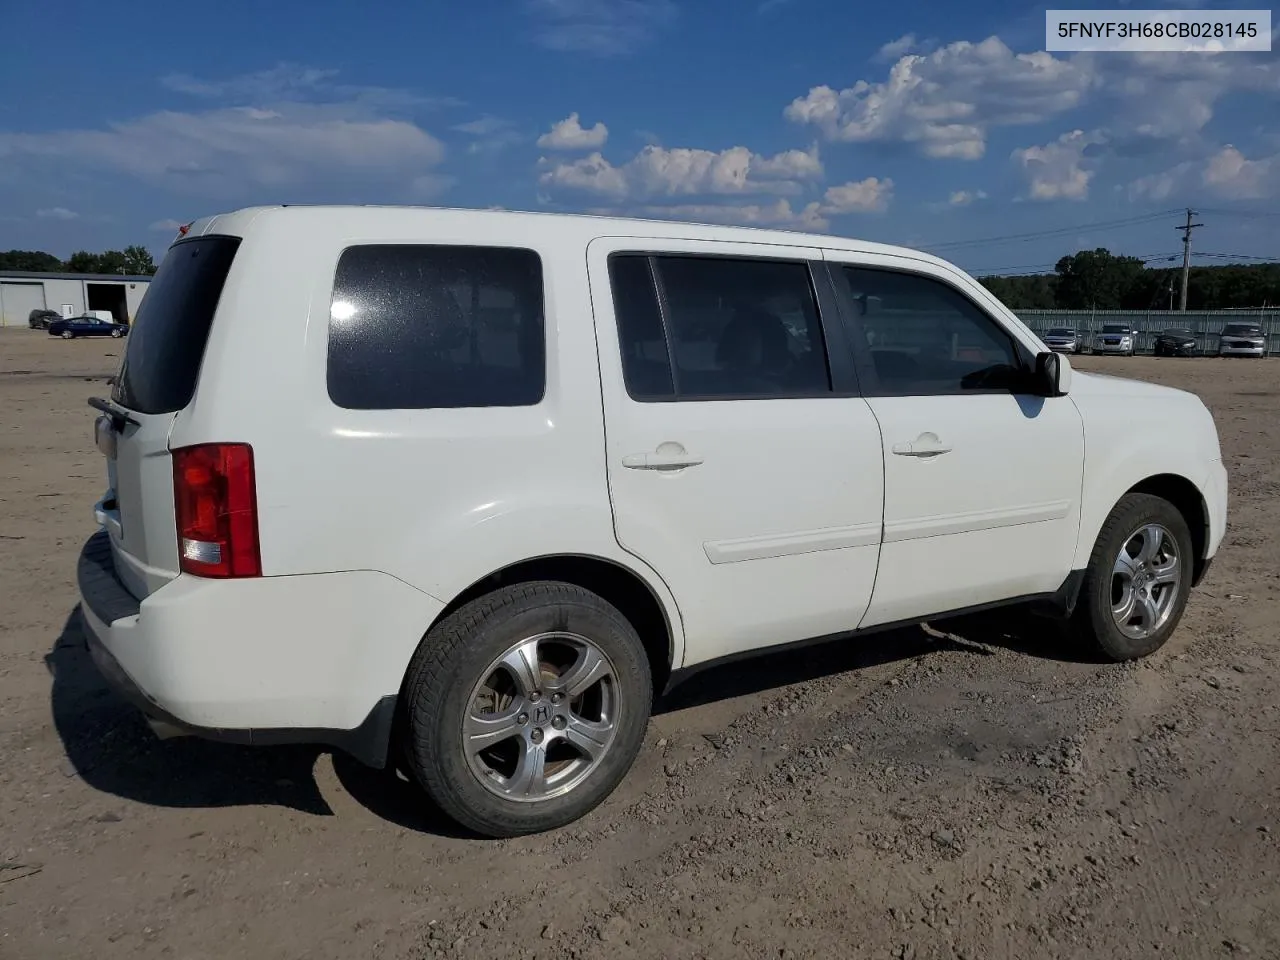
xmin=1176 ymin=208 xmax=1203 ymax=311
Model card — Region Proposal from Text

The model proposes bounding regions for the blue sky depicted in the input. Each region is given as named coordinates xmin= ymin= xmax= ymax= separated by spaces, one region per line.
xmin=1 ymin=0 xmax=1277 ymax=275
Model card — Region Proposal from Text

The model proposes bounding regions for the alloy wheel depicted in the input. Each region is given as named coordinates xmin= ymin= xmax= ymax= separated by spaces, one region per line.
xmin=462 ymin=632 xmax=619 ymax=802
xmin=1111 ymin=523 xmax=1181 ymax=640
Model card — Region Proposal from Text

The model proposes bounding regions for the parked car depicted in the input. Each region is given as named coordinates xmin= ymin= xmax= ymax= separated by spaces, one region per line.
xmin=28 ymin=308 xmax=59 ymax=330
xmin=1093 ymin=323 xmax=1138 ymax=356
xmin=77 ymin=206 xmax=1229 ymax=838
xmin=1217 ymin=322 xmax=1266 ymax=358
xmin=47 ymin=315 xmax=128 ymax=339
xmin=1041 ymin=326 xmax=1083 ymax=354
xmin=1152 ymin=328 xmax=1200 ymax=357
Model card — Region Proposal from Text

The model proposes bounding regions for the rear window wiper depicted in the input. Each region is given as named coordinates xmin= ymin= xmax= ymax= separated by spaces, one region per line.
xmin=88 ymin=396 xmax=139 ymax=429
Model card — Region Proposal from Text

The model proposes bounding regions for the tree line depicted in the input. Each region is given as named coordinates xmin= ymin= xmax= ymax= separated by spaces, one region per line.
xmin=0 ymin=246 xmax=157 ymax=276
xmin=979 ymin=249 xmax=1280 ymax=311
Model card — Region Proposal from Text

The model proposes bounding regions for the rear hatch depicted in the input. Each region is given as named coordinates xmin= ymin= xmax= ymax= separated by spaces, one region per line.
xmin=93 ymin=236 xmax=241 ymax=600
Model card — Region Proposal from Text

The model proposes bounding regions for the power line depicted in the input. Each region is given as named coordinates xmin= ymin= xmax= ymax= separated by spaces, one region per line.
xmin=1196 ymin=207 xmax=1280 ymax=220
xmin=969 ymin=252 xmax=1180 ymax=276
xmin=925 ymin=209 xmax=1184 ymax=252
xmin=1194 ymin=251 xmax=1280 ymax=262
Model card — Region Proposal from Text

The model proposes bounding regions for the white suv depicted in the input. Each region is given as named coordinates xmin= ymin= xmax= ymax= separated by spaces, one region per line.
xmin=78 ymin=206 xmax=1228 ymax=837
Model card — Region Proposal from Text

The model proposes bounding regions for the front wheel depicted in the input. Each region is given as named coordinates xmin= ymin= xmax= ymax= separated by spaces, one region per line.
xmin=1072 ymin=493 xmax=1194 ymax=661
xmin=61 ymin=330 xmax=74 ymax=339
xmin=401 ymin=581 xmax=652 ymax=837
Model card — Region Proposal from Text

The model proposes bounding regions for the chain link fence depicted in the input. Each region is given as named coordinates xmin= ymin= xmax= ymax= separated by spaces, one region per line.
xmin=1014 ymin=310 xmax=1280 ymax=355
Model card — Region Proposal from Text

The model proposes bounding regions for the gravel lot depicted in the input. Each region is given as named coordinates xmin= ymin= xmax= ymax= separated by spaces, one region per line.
xmin=1 ymin=328 xmax=1277 ymax=960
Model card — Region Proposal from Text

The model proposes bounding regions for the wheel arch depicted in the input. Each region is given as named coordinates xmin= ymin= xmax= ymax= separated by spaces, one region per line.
xmin=1125 ymin=473 xmax=1210 ymax=584
xmin=1077 ymin=470 xmax=1210 ymax=585
xmin=424 ymin=553 xmax=682 ymax=695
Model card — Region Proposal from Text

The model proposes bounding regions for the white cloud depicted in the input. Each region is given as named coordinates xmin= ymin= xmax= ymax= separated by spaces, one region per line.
xmin=786 ymin=37 xmax=1091 ymax=160
xmin=1126 ymin=163 xmax=1193 ymax=201
xmin=947 ymin=189 xmax=987 ymax=206
xmin=537 ymin=112 xmax=609 ymax=150
xmin=875 ymin=34 xmax=919 ymax=62
xmin=1203 ymin=144 xmax=1277 ymax=199
xmin=160 ymin=63 xmax=462 ymax=112
xmin=452 ymin=116 xmax=523 ymax=155
xmin=1012 ymin=129 xmax=1103 ymax=201
xmin=0 ymin=74 xmax=449 ymax=199
xmin=36 ymin=206 xmax=78 ymax=220
xmin=786 ymin=35 xmax=1280 ymax=160
xmin=538 ymin=143 xmax=823 ymax=200
xmin=149 ymin=218 xmax=188 ymax=232
xmin=592 ymin=198 xmax=831 ymax=231
xmin=525 ymin=0 xmax=677 ymax=55
xmin=822 ymin=177 xmax=894 ymax=213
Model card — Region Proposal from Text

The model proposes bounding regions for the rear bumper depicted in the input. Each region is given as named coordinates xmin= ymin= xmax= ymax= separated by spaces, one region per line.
xmin=76 ymin=530 xmax=443 ymax=767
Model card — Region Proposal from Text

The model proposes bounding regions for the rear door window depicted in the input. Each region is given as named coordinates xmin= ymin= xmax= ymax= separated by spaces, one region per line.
xmin=327 ymin=245 xmax=545 ymax=410
xmin=112 ymin=237 xmax=241 ymax=414
xmin=609 ymin=253 xmax=832 ymax=401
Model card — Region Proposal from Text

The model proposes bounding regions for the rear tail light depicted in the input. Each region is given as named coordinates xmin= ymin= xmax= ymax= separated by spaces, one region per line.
xmin=172 ymin=443 xmax=261 ymax=578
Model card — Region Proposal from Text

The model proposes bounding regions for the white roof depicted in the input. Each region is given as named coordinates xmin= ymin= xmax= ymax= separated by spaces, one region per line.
xmin=182 ymin=204 xmax=956 ymax=272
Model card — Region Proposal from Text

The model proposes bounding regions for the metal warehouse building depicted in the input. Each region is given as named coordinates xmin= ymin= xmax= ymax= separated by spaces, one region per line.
xmin=0 ymin=271 xmax=151 ymax=327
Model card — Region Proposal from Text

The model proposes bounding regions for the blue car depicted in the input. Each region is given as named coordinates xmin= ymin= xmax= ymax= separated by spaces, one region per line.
xmin=47 ymin=315 xmax=129 ymax=339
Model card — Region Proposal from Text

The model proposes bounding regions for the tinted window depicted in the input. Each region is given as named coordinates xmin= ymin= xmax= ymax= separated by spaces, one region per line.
xmin=1101 ymin=324 xmax=1130 ymax=333
xmin=1046 ymin=327 xmax=1074 ymax=336
xmin=1224 ymin=324 xmax=1261 ymax=335
xmin=611 ymin=255 xmax=830 ymax=400
xmin=327 ymin=245 xmax=545 ymax=410
xmin=112 ymin=237 xmax=240 ymax=414
xmin=840 ymin=267 xmax=1022 ymax=396
xmin=608 ymin=255 xmax=675 ymax=400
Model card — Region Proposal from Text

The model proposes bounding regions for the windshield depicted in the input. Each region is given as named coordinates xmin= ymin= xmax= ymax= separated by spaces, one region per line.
xmin=1223 ymin=324 xmax=1262 ymax=336
xmin=1101 ymin=324 xmax=1130 ymax=333
xmin=1046 ymin=327 xmax=1074 ymax=336
xmin=1163 ymin=329 xmax=1193 ymax=337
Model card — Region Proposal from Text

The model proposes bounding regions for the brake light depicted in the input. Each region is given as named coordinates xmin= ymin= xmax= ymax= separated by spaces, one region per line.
xmin=172 ymin=443 xmax=261 ymax=578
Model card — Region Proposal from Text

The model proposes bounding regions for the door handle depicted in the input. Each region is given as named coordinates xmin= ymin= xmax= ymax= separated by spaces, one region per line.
xmin=892 ymin=434 xmax=952 ymax=458
xmin=622 ymin=452 xmax=704 ymax=470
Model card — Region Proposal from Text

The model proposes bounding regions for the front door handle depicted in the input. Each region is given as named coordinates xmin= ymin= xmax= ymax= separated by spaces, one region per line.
xmin=622 ymin=452 xmax=704 ymax=470
xmin=892 ymin=433 xmax=952 ymax=458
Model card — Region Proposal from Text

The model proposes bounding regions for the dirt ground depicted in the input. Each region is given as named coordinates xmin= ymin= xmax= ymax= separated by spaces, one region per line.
xmin=1 ymin=328 xmax=1277 ymax=960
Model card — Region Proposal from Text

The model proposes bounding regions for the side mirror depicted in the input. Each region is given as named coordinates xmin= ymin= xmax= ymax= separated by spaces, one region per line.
xmin=1033 ymin=351 xmax=1070 ymax=398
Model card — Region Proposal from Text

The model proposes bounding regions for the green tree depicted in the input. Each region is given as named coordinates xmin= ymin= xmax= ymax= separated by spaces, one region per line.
xmin=95 ymin=250 xmax=129 ymax=274
xmin=122 ymin=245 xmax=157 ymax=275
xmin=0 ymin=249 xmax=63 ymax=272
xmin=978 ymin=273 xmax=1057 ymax=309
xmin=64 ymin=250 xmax=102 ymax=273
xmin=1053 ymin=248 xmax=1147 ymax=309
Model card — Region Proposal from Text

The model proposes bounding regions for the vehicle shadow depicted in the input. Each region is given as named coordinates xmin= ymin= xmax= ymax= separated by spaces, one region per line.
xmin=48 ymin=601 xmax=1099 ymax=837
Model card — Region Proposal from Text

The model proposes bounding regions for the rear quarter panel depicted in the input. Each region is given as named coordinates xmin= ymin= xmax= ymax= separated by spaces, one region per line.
xmin=170 ymin=209 xmax=686 ymax=668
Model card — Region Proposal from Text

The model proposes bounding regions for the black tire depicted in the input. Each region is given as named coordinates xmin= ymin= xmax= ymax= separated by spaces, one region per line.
xmin=1071 ymin=493 xmax=1195 ymax=661
xmin=401 ymin=581 xmax=652 ymax=838
xmin=61 ymin=330 xmax=74 ymax=339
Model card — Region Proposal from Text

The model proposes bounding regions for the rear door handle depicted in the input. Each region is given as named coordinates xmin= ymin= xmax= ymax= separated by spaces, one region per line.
xmin=622 ymin=452 xmax=704 ymax=470
xmin=892 ymin=434 xmax=952 ymax=458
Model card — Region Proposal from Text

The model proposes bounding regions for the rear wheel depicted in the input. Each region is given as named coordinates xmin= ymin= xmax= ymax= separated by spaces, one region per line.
xmin=401 ymin=581 xmax=652 ymax=837
xmin=1072 ymin=493 xmax=1194 ymax=661
xmin=110 ymin=328 xmax=123 ymax=338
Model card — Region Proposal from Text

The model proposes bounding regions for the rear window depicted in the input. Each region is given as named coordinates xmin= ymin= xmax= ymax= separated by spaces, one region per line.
xmin=327 ymin=244 xmax=545 ymax=410
xmin=112 ymin=237 xmax=241 ymax=414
